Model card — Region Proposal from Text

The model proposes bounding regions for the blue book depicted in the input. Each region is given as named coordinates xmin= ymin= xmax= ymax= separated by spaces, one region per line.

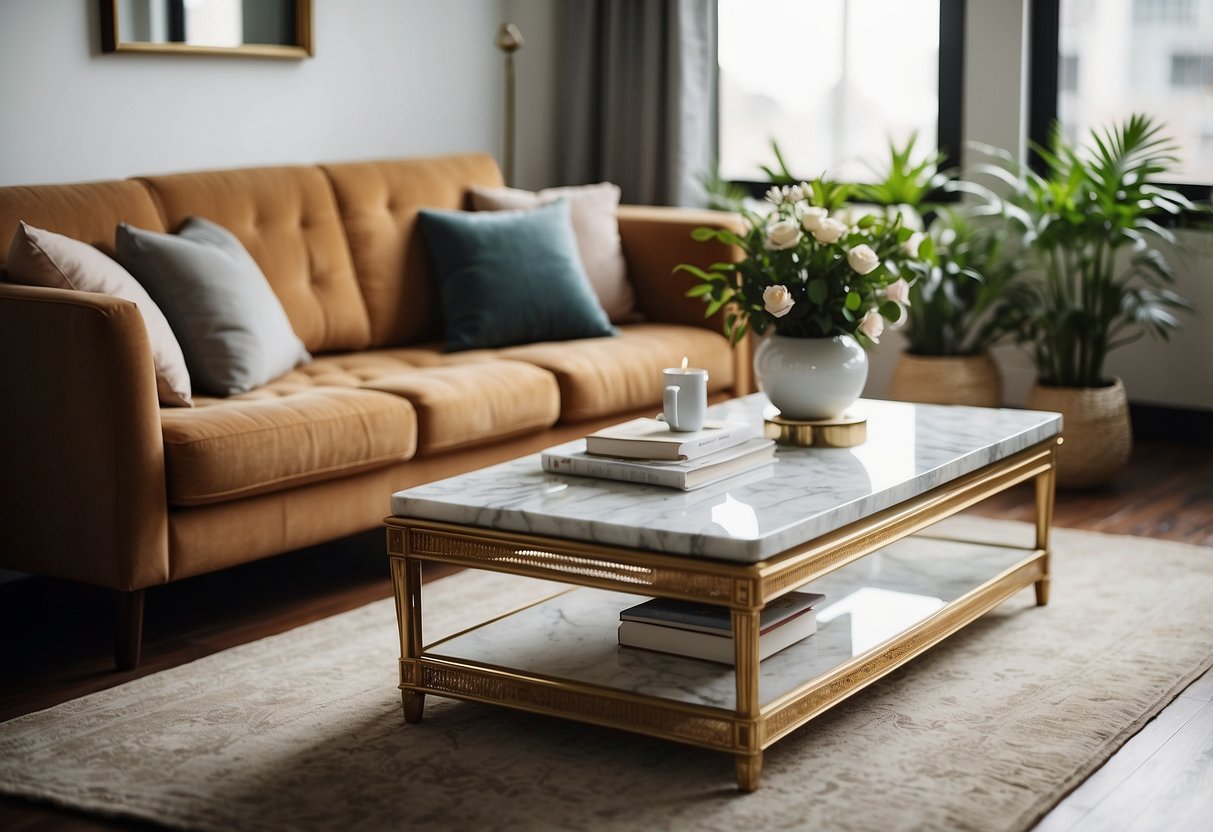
xmin=619 ymin=591 xmax=825 ymax=636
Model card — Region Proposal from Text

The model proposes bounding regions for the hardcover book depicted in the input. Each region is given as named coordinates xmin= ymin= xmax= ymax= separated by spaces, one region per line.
xmin=584 ymin=418 xmax=756 ymax=461
xmin=619 ymin=591 xmax=826 ymax=635
xmin=617 ymin=609 xmax=820 ymax=665
xmin=541 ymin=438 xmax=776 ymax=491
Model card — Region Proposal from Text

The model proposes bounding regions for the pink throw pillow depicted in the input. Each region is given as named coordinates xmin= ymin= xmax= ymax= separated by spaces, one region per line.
xmin=6 ymin=221 xmax=193 ymax=406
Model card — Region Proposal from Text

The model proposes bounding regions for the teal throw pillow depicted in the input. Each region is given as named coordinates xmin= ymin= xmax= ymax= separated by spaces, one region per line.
xmin=417 ymin=199 xmax=616 ymax=352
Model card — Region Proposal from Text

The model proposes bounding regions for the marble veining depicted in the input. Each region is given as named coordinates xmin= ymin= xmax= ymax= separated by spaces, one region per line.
xmin=391 ymin=395 xmax=1061 ymax=562
xmin=429 ymin=535 xmax=1032 ymax=709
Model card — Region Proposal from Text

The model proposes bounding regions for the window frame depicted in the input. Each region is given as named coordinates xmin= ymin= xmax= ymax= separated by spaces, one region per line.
xmin=720 ymin=0 xmax=967 ymax=201
xmin=1028 ymin=0 xmax=1212 ymax=202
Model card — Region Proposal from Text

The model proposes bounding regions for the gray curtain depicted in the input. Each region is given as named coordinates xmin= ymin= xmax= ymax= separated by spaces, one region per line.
xmin=557 ymin=0 xmax=717 ymax=207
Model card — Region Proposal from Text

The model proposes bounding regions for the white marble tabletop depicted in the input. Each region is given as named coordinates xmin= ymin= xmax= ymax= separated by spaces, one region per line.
xmin=390 ymin=395 xmax=1061 ymax=563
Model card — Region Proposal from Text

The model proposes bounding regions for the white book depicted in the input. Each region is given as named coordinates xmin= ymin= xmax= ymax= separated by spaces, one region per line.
xmin=584 ymin=418 xmax=756 ymax=461
xmin=541 ymin=438 xmax=775 ymax=491
xmin=618 ymin=611 xmax=818 ymax=665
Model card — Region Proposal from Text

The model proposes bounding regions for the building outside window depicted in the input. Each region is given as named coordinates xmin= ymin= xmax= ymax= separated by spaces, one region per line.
xmin=717 ymin=0 xmax=957 ymax=187
xmin=1050 ymin=0 xmax=1213 ymax=189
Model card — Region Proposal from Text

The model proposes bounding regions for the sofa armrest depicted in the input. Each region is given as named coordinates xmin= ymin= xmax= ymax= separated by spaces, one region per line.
xmin=0 ymin=283 xmax=168 ymax=590
xmin=616 ymin=205 xmax=752 ymax=394
xmin=617 ymin=205 xmax=743 ymax=329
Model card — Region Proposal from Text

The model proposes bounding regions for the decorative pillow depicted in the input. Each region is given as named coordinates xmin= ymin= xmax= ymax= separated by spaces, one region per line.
xmin=6 ymin=221 xmax=194 ymax=407
xmin=469 ymin=182 xmax=638 ymax=323
xmin=417 ymin=199 xmax=616 ymax=352
xmin=116 ymin=217 xmax=310 ymax=396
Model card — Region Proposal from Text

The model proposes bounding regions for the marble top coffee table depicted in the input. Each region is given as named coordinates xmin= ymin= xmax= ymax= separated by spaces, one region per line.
xmin=386 ymin=395 xmax=1062 ymax=790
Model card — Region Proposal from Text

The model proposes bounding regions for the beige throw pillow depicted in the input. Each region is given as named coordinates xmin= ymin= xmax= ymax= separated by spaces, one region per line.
xmin=470 ymin=182 xmax=638 ymax=323
xmin=6 ymin=221 xmax=193 ymax=407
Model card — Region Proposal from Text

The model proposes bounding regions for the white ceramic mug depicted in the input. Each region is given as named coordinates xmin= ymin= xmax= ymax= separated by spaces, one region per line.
xmin=663 ymin=367 xmax=708 ymax=432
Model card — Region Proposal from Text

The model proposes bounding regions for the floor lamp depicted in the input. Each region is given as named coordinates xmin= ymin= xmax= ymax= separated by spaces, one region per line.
xmin=496 ymin=23 xmax=524 ymax=187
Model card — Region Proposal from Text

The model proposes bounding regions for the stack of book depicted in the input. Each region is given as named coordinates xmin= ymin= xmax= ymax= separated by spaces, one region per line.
xmin=540 ymin=418 xmax=774 ymax=490
xmin=617 ymin=591 xmax=826 ymax=665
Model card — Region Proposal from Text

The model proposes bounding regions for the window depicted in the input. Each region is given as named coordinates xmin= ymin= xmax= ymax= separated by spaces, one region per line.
xmin=1133 ymin=0 xmax=1196 ymax=24
xmin=1032 ymin=0 xmax=1213 ymax=195
xmin=1060 ymin=55 xmax=1079 ymax=93
xmin=717 ymin=0 xmax=963 ymax=189
xmin=1170 ymin=54 xmax=1213 ymax=87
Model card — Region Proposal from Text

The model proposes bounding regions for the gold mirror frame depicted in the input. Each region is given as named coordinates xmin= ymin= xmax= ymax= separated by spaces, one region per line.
xmin=100 ymin=1 xmax=313 ymax=59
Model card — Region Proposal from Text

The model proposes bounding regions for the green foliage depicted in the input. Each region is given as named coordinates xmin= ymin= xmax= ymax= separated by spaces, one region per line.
xmin=979 ymin=114 xmax=1199 ymax=387
xmin=678 ymin=181 xmax=930 ymax=347
xmin=903 ymin=208 xmax=1021 ymax=355
xmin=853 ymin=132 xmax=951 ymax=209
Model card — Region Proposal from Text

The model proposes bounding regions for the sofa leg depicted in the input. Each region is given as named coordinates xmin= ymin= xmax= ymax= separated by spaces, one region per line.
xmin=114 ymin=588 xmax=145 ymax=671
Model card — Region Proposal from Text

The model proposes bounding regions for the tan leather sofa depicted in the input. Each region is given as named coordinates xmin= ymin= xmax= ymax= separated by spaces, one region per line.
xmin=0 ymin=153 xmax=747 ymax=669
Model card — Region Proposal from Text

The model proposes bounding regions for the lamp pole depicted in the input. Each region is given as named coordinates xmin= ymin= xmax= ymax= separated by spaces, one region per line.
xmin=496 ymin=23 xmax=524 ymax=187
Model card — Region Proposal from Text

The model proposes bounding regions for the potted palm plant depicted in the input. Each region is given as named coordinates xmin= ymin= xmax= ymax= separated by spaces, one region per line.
xmin=887 ymin=207 xmax=1021 ymax=407
xmin=985 ymin=114 xmax=1197 ymax=487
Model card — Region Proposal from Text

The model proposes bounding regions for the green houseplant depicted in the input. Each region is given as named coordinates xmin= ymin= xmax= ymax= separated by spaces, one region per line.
xmin=679 ymin=179 xmax=928 ymax=420
xmin=887 ymin=205 xmax=1023 ymax=407
xmin=985 ymin=113 xmax=1198 ymax=486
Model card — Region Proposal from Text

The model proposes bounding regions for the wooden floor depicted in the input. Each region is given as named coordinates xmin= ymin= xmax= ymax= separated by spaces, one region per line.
xmin=0 ymin=438 xmax=1210 ymax=831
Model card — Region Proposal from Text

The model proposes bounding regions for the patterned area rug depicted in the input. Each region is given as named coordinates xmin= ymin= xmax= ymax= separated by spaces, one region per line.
xmin=1 ymin=517 xmax=1211 ymax=832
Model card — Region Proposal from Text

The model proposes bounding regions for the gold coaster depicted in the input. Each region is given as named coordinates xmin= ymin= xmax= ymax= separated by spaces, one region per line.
xmin=763 ymin=412 xmax=867 ymax=448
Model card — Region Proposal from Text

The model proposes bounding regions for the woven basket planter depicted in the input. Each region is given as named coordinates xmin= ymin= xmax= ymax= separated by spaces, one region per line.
xmin=1027 ymin=378 xmax=1131 ymax=489
xmin=887 ymin=352 xmax=1003 ymax=408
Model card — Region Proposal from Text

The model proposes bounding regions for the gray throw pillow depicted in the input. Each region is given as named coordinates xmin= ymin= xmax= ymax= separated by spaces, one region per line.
xmin=116 ymin=217 xmax=310 ymax=396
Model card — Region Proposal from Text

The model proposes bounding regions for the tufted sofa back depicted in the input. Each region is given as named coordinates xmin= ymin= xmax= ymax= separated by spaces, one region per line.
xmin=138 ymin=166 xmax=372 ymax=354
xmin=0 ymin=180 xmax=167 ymax=263
xmin=0 ymin=153 xmax=508 ymax=355
xmin=321 ymin=154 xmax=503 ymax=347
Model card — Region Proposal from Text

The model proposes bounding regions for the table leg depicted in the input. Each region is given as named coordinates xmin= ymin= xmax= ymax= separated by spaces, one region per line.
xmin=1034 ymin=440 xmax=1058 ymax=606
xmin=391 ymin=556 xmax=425 ymax=722
xmin=732 ymin=607 xmax=763 ymax=791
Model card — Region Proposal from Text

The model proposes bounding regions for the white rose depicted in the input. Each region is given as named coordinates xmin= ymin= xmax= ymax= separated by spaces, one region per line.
xmin=812 ymin=218 xmax=847 ymax=244
xmin=859 ymin=309 xmax=884 ymax=343
xmin=800 ymin=206 xmax=828 ymax=232
xmin=884 ymin=278 xmax=912 ymax=305
xmin=762 ymin=285 xmax=796 ymax=318
xmin=765 ymin=186 xmax=785 ymax=205
xmin=847 ymin=244 xmax=881 ymax=275
xmin=765 ymin=219 xmax=802 ymax=251
xmin=901 ymin=232 xmax=926 ymax=259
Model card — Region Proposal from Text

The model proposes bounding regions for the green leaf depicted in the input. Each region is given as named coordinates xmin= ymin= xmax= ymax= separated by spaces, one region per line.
xmin=807 ymin=279 xmax=827 ymax=305
xmin=685 ymin=283 xmax=714 ymax=298
xmin=845 ymin=291 xmax=862 ymax=311
xmin=880 ymin=301 xmax=903 ymax=322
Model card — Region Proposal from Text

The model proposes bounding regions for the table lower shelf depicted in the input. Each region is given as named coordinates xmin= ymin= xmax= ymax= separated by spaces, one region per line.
xmin=401 ymin=532 xmax=1045 ymax=754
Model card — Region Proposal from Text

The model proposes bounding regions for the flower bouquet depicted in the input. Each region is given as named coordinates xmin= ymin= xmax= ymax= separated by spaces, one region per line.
xmin=678 ymin=179 xmax=930 ymax=419
xmin=678 ymin=179 xmax=929 ymax=347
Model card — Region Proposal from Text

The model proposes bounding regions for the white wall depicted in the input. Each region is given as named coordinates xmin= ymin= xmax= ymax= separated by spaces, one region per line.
xmin=0 ymin=0 xmax=507 ymax=186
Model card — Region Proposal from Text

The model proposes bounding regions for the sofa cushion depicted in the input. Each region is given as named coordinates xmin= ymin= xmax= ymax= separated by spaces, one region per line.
xmin=6 ymin=221 xmax=193 ymax=407
xmin=497 ymin=323 xmax=734 ymax=423
xmin=160 ymin=388 xmax=417 ymax=507
xmin=321 ymin=154 xmax=504 ymax=347
xmin=418 ymin=200 xmax=615 ymax=352
xmin=117 ymin=218 xmax=311 ymax=396
xmin=470 ymin=182 xmax=637 ymax=323
xmin=137 ymin=166 xmax=371 ymax=354
xmin=362 ymin=362 xmax=560 ymax=454
xmin=204 ymin=349 xmax=562 ymax=456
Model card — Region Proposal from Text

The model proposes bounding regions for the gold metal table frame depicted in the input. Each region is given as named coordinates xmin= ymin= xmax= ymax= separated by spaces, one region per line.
xmin=386 ymin=437 xmax=1059 ymax=791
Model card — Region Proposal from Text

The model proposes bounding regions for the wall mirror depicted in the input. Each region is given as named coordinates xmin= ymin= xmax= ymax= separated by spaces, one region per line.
xmin=101 ymin=0 xmax=313 ymax=59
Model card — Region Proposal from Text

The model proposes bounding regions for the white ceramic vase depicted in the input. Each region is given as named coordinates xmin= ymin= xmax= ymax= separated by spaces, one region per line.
xmin=753 ymin=333 xmax=869 ymax=420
